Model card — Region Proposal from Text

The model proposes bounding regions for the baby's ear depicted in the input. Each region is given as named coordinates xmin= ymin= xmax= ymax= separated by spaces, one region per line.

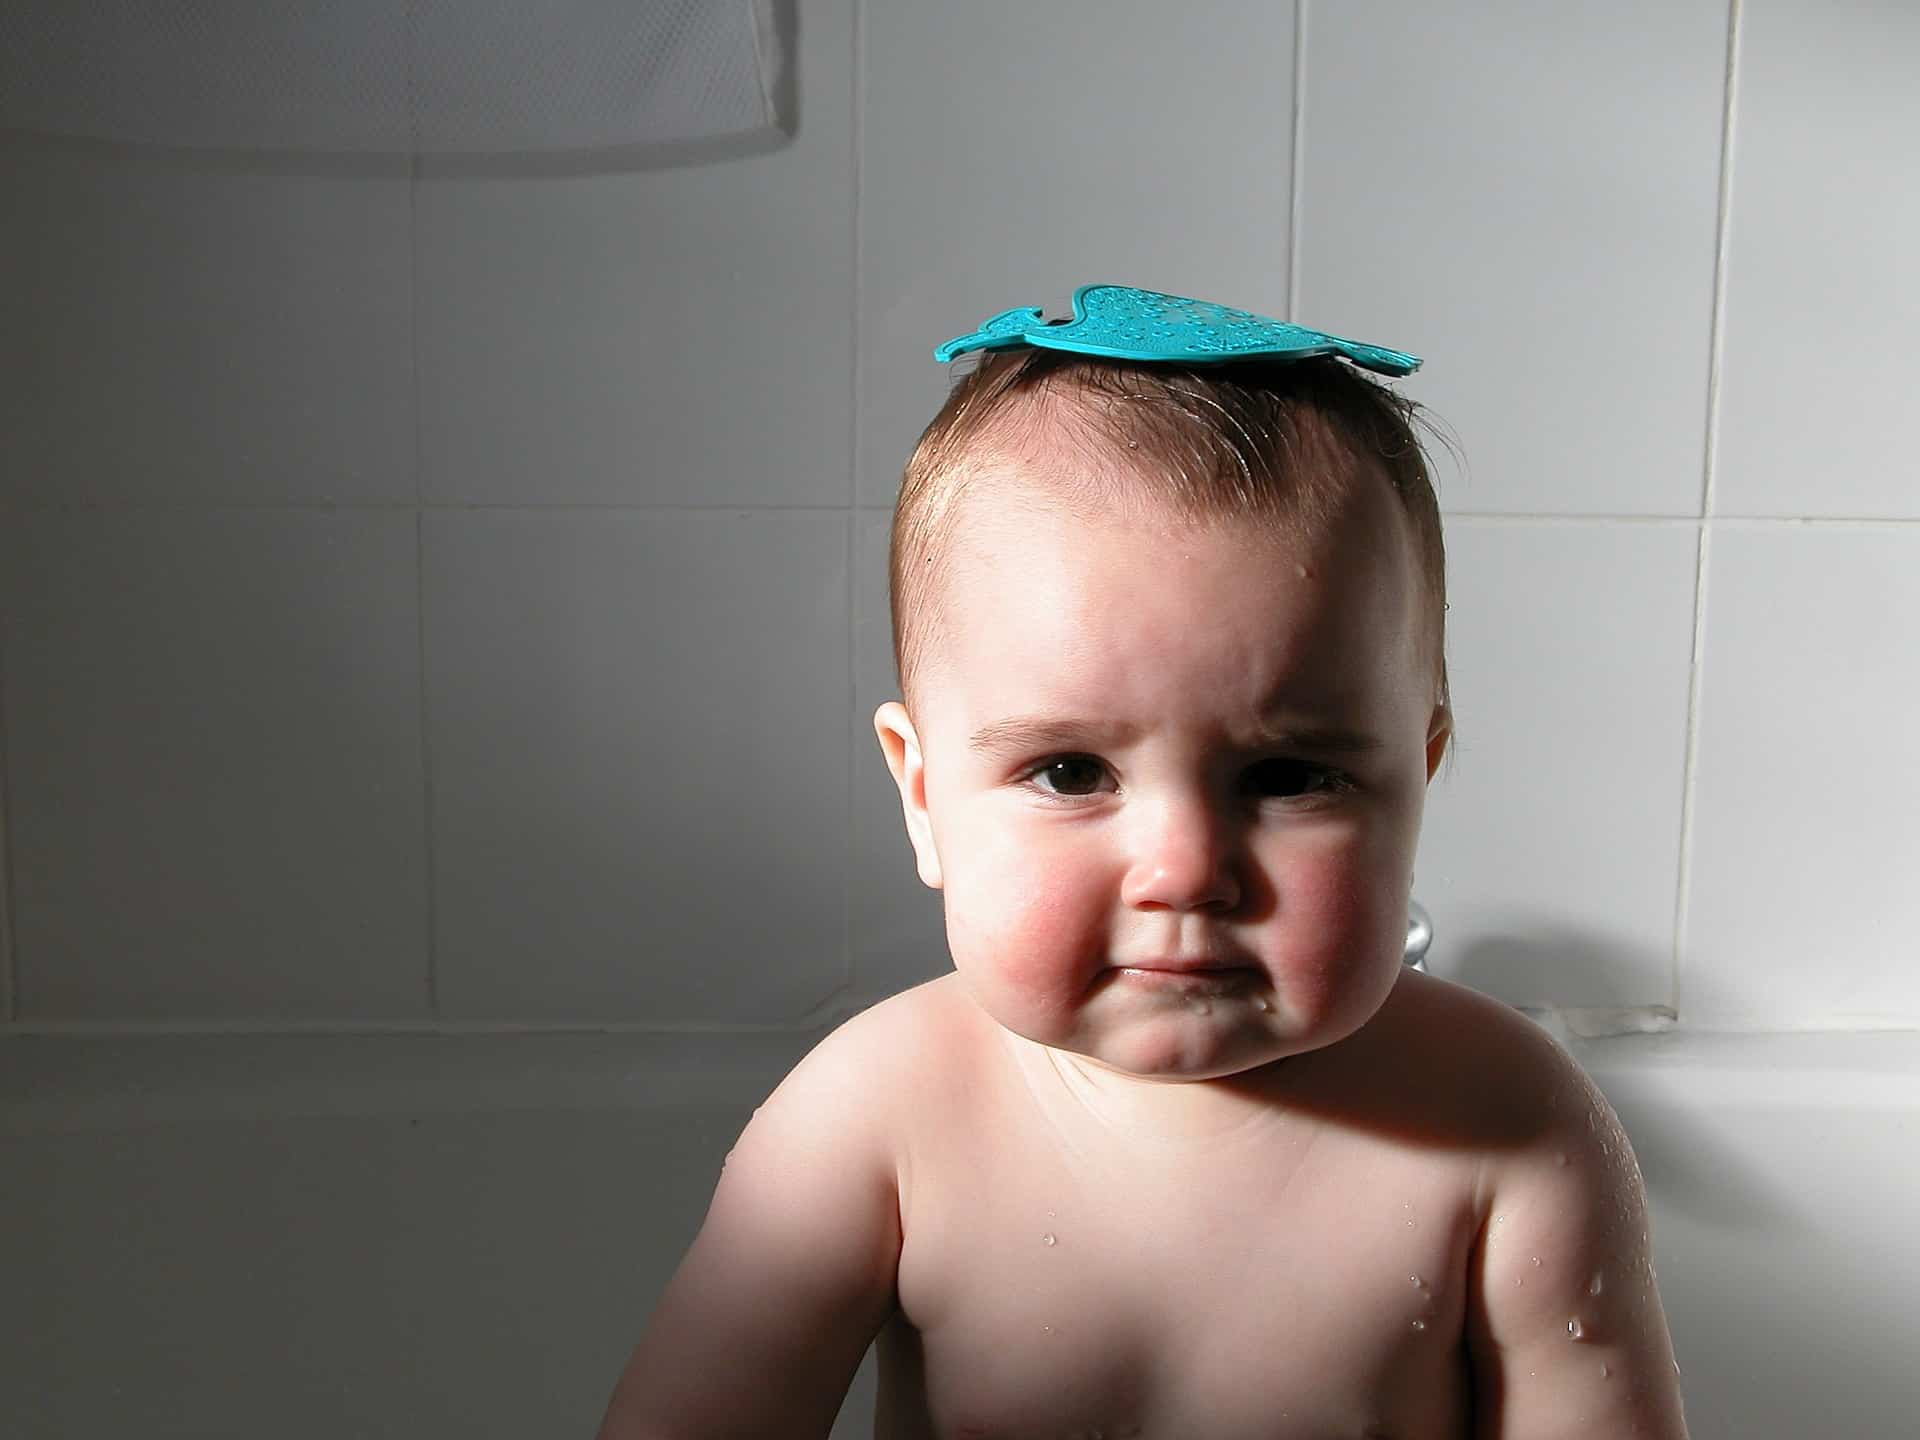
xmin=872 ymin=702 xmax=944 ymax=891
xmin=1424 ymin=704 xmax=1453 ymax=783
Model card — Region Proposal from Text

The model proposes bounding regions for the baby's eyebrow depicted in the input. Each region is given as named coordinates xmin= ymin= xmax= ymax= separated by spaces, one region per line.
xmin=966 ymin=715 xmax=1385 ymax=758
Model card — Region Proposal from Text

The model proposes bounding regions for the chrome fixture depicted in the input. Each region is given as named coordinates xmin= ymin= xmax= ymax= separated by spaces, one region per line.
xmin=1404 ymin=900 xmax=1432 ymax=971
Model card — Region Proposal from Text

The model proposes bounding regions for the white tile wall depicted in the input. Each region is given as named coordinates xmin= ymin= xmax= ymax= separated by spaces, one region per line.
xmin=1715 ymin=0 xmax=1920 ymax=520
xmin=0 ymin=509 xmax=432 ymax=1020
xmin=414 ymin=12 xmax=854 ymax=511
xmin=0 ymin=145 xmax=415 ymax=508
xmin=1682 ymin=524 xmax=1920 ymax=1028
xmin=423 ymin=507 xmax=853 ymax=1024
xmin=1416 ymin=520 xmax=1699 ymax=1009
xmin=1298 ymin=1 xmax=1728 ymax=518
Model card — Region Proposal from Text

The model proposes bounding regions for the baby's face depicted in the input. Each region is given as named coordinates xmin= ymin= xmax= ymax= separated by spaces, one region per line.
xmin=875 ymin=461 xmax=1449 ymax=1088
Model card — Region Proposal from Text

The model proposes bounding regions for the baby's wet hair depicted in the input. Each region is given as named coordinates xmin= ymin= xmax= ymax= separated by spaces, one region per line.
xmin=888 ymin=343 xmax=1456 ymax=738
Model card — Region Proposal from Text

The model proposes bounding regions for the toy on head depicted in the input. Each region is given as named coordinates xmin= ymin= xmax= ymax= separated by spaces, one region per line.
xmin=933 ymin=283 xmax=1420 ymax=377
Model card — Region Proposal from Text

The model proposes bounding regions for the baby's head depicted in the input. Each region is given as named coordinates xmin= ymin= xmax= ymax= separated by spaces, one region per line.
xmin=874 ymin=343 xmax=1454 ymax=1084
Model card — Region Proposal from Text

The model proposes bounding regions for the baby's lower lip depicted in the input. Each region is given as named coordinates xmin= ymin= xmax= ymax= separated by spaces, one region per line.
xmin=1115 ymin=966 xmax=1259 ymax=985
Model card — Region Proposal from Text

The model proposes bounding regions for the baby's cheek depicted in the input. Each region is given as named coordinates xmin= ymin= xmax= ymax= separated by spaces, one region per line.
xmin=1270 ymin=834 xmax=1403 ymax=976
xmin=945 ymin=849 xmax=1093 ymax=1013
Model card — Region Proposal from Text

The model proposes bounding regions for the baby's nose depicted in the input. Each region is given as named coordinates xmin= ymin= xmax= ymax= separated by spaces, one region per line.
xmin=1120 ymin=811 xmax=1242 ymax=911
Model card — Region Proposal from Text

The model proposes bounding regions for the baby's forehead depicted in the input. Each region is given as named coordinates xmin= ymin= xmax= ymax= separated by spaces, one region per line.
xmin=947 ymin=452 xmax=1371 ymax=567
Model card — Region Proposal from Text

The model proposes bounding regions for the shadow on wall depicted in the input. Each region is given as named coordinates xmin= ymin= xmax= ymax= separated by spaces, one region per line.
xmin=1446 ymin=927 xmax=1671 ymax=1012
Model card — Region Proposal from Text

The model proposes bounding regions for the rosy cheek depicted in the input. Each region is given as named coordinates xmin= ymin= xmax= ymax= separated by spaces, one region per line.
xmin=998 ymin=888 xmax=1088 ymax=1005
xmin=1267 ymin=836 xmax=1390 ymax=969
xmin=948 ymin=853 xmax=1071 ymax=983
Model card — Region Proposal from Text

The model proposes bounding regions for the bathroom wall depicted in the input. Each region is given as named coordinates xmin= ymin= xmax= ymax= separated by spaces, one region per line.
xmin=2 ymin=2 xmax=1915 ymax=1436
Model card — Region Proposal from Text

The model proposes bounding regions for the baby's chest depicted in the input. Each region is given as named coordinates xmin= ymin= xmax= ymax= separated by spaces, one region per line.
xmin=885 ymin=1129 xmax=1477 ymax=1439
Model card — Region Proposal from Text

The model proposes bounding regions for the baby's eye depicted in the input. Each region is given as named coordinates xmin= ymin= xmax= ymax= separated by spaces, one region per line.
xmin=1249 ymin=758 xmax=1354 ymax=799
xmin=1018 ymin=755 xmax=1353 ymax=803
xmin=1023 ymin=754 xmax=1109 ymax=798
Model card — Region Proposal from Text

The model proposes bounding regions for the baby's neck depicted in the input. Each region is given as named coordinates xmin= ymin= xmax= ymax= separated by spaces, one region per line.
xmin=999 ymin=1024 xmax=1299 ymax=1146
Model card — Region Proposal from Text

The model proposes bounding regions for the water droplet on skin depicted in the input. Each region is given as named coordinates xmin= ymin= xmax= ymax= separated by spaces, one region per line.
xmin=1590 ymin=1271 xmax=1604 ymax=1296
xmin=1411 ymin=1318 xmax=1427 ymax=1332
xmin=1252 ymin=995 xmax=1273 ymax=1013
xmin=1515 ymin=1277 xmax=1524 ymax=1287
xmin=1556 ymin=1152 xmax=1570 ymax=1167
xmin=1601 ymin=1362 xmax=1612 ymax=1379
xmin=1042 ymin=1232 xmax=1057 ymax=1246
xmin=1405 ymin=1218 xmax=1416 ymax=1228
xmin=1410 ymin=1274 xmax=1424 ymax=1287
xmin=1047 ymin=1209 xmax=1056 ymax=1218
xmin=1569 ymin=1318 xmax=1585 ymax=1340
xmin=1532 ymin=1256 xmax=1542 ymax=1267
xmin=1295 ymin=563 xmax=1309 ymax=579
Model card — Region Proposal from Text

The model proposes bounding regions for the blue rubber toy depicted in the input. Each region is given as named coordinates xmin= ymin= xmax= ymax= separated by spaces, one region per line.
xmin=933 ymin=283 xmax=1419 ymax=378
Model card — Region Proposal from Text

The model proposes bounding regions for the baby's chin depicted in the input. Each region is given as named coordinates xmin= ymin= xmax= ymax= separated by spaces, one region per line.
xmin=1090 ymin=1014 xmax=1320 ymax=1079
xmin=1005 ymin=1001 xmax=1308 ymax=1084
xmin=991 ymin=966 xmax=1402 ymax=1082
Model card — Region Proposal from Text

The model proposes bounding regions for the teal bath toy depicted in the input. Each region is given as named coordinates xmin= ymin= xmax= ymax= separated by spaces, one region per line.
xmin=933 ymin=283 xmax=1420 ymax=378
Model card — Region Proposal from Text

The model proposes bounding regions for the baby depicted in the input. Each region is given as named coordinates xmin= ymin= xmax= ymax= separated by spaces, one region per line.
xmin=598 ymin=292 xmax=1689 ymax=1439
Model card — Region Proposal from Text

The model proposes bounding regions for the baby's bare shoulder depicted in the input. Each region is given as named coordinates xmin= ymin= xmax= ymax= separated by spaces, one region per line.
xmin=793 ymin=974 xmax=984 ymax=1120
xmin=1345 ymin=971 xmax=1598 ymax=1154
xmin=1390 ymin=977 xmax=1692 ymax=1436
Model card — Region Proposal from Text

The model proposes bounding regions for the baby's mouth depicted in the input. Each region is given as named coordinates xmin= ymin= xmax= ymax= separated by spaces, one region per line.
xmin=1111 ymin=963 xmax=1262 ymax=989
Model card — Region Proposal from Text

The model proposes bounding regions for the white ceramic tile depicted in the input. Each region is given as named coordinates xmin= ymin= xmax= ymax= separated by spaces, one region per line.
xmin=1415 ymin=521 xmax=1699 ymax=1008
xmin=424 ymin=508 xmax=850 ymax=1023
xmin=1299 ymin=2 xmax=1728 ymax=517
xmin=858 ymin=0 xmax=1301 ymax=507
xmin=0 ymin=510 xmax=432 ymax=1020
xmin=849 ymin=509 xmax=949 ymax=1010
xmin=1683 ymin=524 xmax=1920 ymax=1027
xmin=0 ymin=141 xmax=414 ymax=506
xmin=1714 ymin=1 xmax=1920 ymax=519
xmin=414 ymin=0 xmax=853 ymax=508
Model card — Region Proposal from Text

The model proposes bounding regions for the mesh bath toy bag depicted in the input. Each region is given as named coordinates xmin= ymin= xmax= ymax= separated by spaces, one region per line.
xmin=934 ymin=283 xmax=1420 ymax=378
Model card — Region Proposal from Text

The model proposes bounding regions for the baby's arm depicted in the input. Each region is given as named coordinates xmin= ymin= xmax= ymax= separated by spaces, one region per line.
xmin=595 ymin=1013 xmax=903 ymax=1440
xmin=1464 ymin=1024 xmax=1689 ymax=1439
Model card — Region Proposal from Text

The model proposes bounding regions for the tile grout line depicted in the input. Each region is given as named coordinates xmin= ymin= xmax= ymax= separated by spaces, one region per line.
xmin=405 ymin=0 xmax=441 ymax=1020
xmin=0 ymin=609 xmax=14 ymax=1022
xmin=1672 ymin=0 xmax=1744 ymax=1024
xmin=842 ymin=0 xmax=867 ymax=1014
xmin=1287 ymin=1 xmax=1308 ymax=321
